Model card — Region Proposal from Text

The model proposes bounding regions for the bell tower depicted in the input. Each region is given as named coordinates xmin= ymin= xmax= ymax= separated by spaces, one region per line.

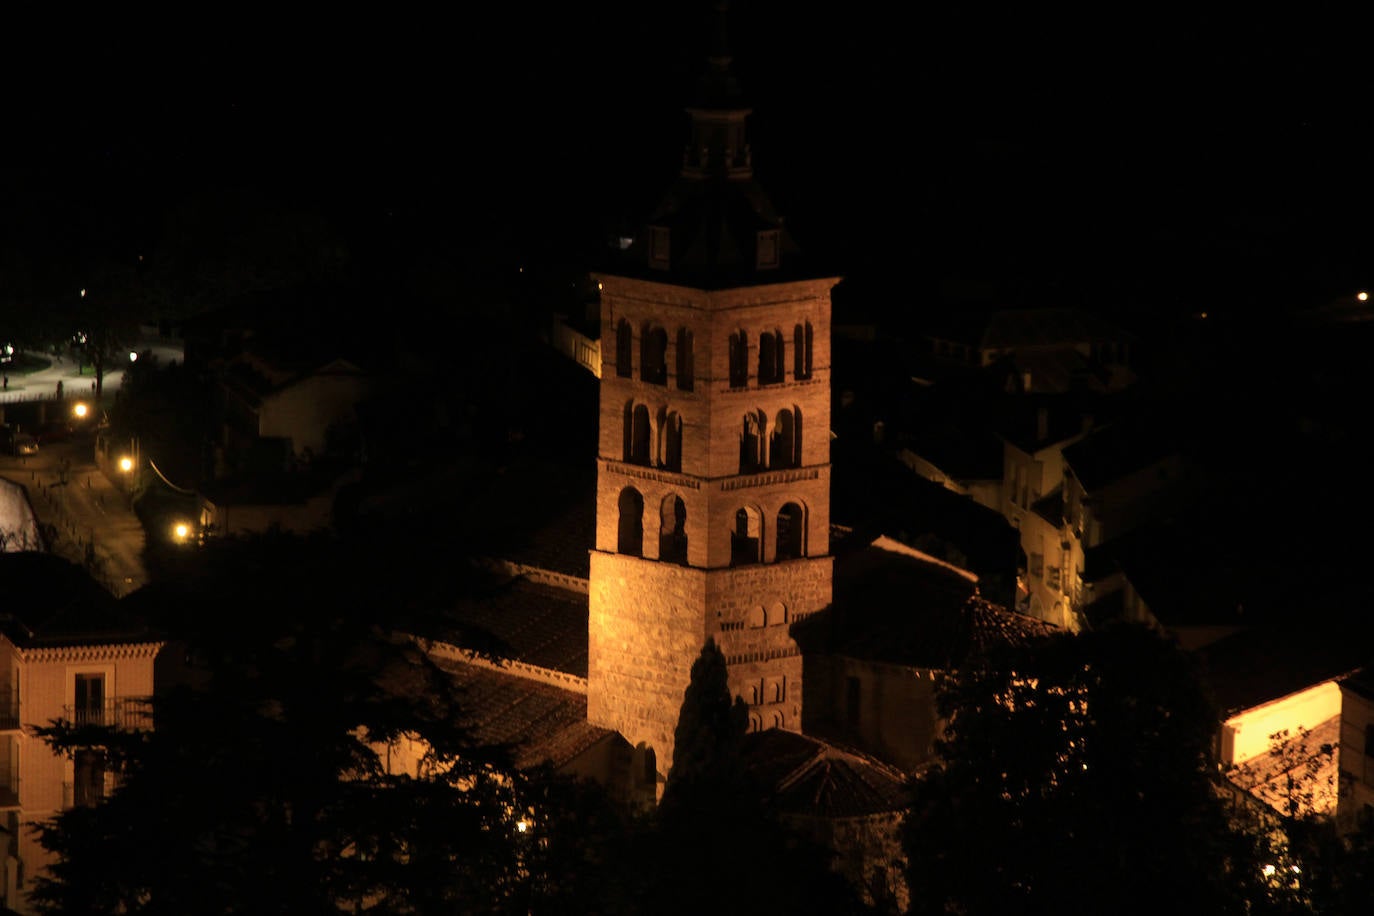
xmin=586 ymin=1 xmax=838 ymax=785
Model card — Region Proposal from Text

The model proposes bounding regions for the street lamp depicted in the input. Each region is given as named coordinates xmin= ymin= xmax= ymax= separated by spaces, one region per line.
xmin=119 ymin=456 xmax=133 ymax=473
xmin=72 ymin=402 xmax=89 ymax=420
xmin=172 ymin=522 xmax=191 ymax=543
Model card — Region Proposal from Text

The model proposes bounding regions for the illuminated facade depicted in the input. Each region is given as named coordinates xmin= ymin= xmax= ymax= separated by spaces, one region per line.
xmin=585 ymin=12 xmax=838 ymax=782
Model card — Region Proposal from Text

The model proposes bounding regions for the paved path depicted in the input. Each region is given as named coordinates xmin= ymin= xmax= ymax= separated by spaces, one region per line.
xmin=0 ymin=439 xmax=148 ymax=596
xmin=0 ymin=338 xmax=182 ymax=596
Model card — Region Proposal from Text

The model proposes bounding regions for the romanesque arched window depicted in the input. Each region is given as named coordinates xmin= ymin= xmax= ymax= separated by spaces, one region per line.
xmin=793 ymin=321 xmax=813 ymax=380
xmin=769 ymin=407 xmax=802 ymax=469
xmin=641 ymin=324 xmax=667 ymax=385
xmin=663 ymin=411 xmax=683 ymax=472
xmin=675 ymin=327 xmax=694 ymax=391
xmin=729 ymin=330 xmax=748 ymax=388
xmin=730 ymin=506 xmax=762 ymax=567
xmin=616 ymin=319 xmax=633 ymax=378
xmin=758 ymin=328 xmax=784 ymax=384
xmin=739 ymin=410 xmax=765 ymax=474
xmin=625 ymin=404 xmax=651 ymax=466
xmin=776 ymin=503 xmax=804 ymax=561
xmin=659 ymin=493 xmax=688 ymax=565
xmin=617 ymin=487 xmax=644 ymax=556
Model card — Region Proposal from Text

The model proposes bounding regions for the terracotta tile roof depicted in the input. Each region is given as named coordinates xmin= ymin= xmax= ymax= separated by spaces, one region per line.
xmin=432 ymin=655 xmax=613 ymax=771
xmin=436 ymin=576 xmax=589 ymax=678
xmin=742 ymin=729 xmax=910 ymax=818
xmin=798 ymin=535 xmax=1056 ymax=668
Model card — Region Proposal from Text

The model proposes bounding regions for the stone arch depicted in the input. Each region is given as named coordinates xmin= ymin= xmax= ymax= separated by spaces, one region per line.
xmin=634 ymin=742 xmax=658 ymax=805
xmin=659 ymin=493 xmax=688 ymax=565
xmin=617 ymin=487 xmax=644 ymax=556
xmin=770 ymin=601 xmax=788 ymax=625
xmin=747 ymin=605 xmax=767 ymax=628
xmin=793 ymin=321 xmax=813 ymax=379
xmin=769 ymin=406 xmax=802 ymax=469
xmin=739 ymin=409 xmax=766 ymax=474
xmin=728 ymin=329 xmax=748 ymax=388
xmin=748 ymin=713 xmax=763 ymax=733
xmin=776 ymin=502 xmax=805 ymax=561
xmin=770 ymin=711 xmax=784 ymax=730
xmin=758 ymin=327 xmax=784 ymax=384
xmin=641 ymin=323 xmax=667 ymax=385
xmin=675 ymin=327 xmax=694 ymax=391
xmin=615 ymin=319 xmax=633 ymax=378
xmin=624 ymin=403 xmax=652 ymax=466
xmin=730 ymin=505 xmax=762 ymax=567
xmin=662 ymin=410 xmax=683 ymax=472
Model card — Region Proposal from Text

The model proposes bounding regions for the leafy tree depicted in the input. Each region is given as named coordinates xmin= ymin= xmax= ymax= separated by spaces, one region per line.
xmin=649 ymin=639 xmax=875 ymax=916
xmin=904 ymin=622 xmax=1277 ymax=916
xmin=30 ymin=530 xmax=538 ymax=915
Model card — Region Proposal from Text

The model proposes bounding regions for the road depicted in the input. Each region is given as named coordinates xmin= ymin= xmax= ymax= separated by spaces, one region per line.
xmin=0 ymin=337 xmax=184 ymax=596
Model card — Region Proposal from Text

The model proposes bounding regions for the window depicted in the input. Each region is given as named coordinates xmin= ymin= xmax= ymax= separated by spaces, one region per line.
xmin=615 ymin=320 xmax=633 ymax=378
xmin=624 ymin=404 xmax=651 ymax=466
xmin=74 ymin=673 xmax=105 ymax=726
xmin=675 ymin=328 xmax=694 ymax=391
xmin=649 ymin=225 xmax=670 ymax=269
xmin=776 ymin=503 xmax=804 ymax=561
xmin=729 ymin=330 xmax=748 ymax=388
xmin=617 ymin=488 xmax=644 ymax=556
xmin=739 ymin=410 xmax=765 ymax=474
xmin=730 ymin=507 xmax=761 ymax=566
xmin=758 ymin=329 xmax=785 ymax=384
xmin=793 ymin=322 xmax=813 ymax=380
xmin=73 ymin=749 xmax=105 ymax=808
xmin=663 ymin=411 xmax=683 ymax=472
xmin=769 ymin=407 xmax=802 ymax=469
xmin=659 ymin=494 xmax=688 ymax=565
xmin=757 ymin=230 xmax=779 ymax=269
xmin=1030 ymin=552 xmax=1044 ymax=579
xmin=641 ymin=324 xmax=667 ymax=385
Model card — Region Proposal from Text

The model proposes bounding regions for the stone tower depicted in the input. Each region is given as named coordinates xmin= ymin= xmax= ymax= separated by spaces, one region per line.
xmin=587 ymin=2 xmax=838 ymax=788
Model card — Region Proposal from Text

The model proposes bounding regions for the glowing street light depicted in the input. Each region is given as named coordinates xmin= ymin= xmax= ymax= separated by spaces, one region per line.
xmin=172 ymin=522 xmax=191 ymax=542
xmin=119 ymin=456 xmax=134 ymax=473
xmin=72 ymin=402 xmax=89 ymax=420
xmin=129 ymin=351 xmax=138 ymax=363
xmin=1358 ymin=291 xmax=1369 ymax=302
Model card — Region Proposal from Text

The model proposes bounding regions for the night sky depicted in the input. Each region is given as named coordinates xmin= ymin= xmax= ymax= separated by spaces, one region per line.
xmin=4 ymin=5 xmax=1369 ymax=327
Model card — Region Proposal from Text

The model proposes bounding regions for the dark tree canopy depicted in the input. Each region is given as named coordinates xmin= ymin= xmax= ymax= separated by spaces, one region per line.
xmin=904 ymin=622 xmax=1276 ymax=916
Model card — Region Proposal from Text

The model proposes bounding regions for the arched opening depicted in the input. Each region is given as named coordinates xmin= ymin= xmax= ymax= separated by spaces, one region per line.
xmin=739 ymin=410 xmax=765 ymax=474
xmin=626 ymin=404 xmax=651 ymax=466
xmin=659 ymin=494 xmax=688 ymax=565
xmin=776 ymin=502 xmax=804 ymax=561
xmin=641 ymin=323 xmax=667 ymax=385
xmin=769 ymin=409 xmax=802 ymax=469
xmin=617 ymin=487 xmax=644 ymax=556
xmin=675 ymin=327 xmax=694 ymax=391
xmin=615 ymin=319 xmax=633 ymax=378
xmin=794 ymin=321 xmax=813 ymax=379
xmin=730 ymin=506 xmax=762 ymax=566
xmin=747 ymin=605 xmax=766 ymax=628
xmin=729 ymin=330 xmax=748 ymax=388
xmin=663 ymin=411 xmax=683 ymax=472
xmin=758 ymin=328 xmax=784 ymax=384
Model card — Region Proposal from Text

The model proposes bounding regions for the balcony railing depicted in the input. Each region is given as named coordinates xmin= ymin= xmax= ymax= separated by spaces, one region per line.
xmin=61 ymin=699 xmax=152 ymax=731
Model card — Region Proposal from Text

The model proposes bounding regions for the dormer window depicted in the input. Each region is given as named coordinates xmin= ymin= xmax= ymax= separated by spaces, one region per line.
xmin=756 ymin=230 xmax=779 ymax=270
xmin=649 ymin=226 xmax=671 ymax=270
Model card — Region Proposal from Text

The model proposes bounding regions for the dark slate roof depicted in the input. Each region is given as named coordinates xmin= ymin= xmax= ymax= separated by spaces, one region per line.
xmin=432 ymin=655 xmax=614 ymax=771
xmin=1061 ymin=417 xmax=1180 ymax=493
xmin=1341 ymin=665 xmax=1374 ymax=702
xmin=1197 ymin=627 xmax=1372 ymax=718
xmin=436 ymin=575 xmax=589 ymax=679
xmin=994 ymin=397 xmax=1097 ymax=454
xmin=797 ymin=535 xmax=1056 ymax=668
xmin=900 ymin=422 xmax=1004 ymax=482
xmin=980 ymin=308 xmax=1134 ymax=350
xmin=742 ymin=728 xmax=910 ymax=819
xmin=0 ymin=552 xmax=156 ymax=648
